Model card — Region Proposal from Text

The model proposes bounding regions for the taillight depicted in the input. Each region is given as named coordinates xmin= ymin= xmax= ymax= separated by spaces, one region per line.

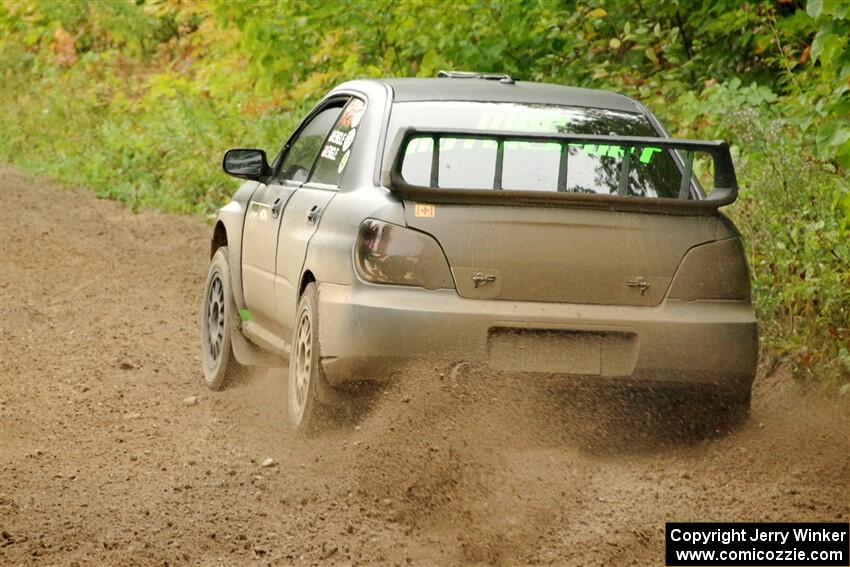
xmin=667 ymin=237 xmax=751 ymax=301
xmin=354 ymin=219 xmax=455 ymax=290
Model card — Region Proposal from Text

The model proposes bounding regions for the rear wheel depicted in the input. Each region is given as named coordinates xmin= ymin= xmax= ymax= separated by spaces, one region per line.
xmin=287 ymin=283 xmax=342 ymax=435
xmin=201 ymin=246 xmax=241 ymax=390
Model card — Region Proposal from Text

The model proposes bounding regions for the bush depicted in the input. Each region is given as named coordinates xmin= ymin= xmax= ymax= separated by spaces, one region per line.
xmin=729 ymin=111 xmax=849 ymax=379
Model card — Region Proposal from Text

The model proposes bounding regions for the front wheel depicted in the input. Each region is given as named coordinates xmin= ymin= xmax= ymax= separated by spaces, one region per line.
xmin=287 ymin=283 xmax=342 ymax=435
xmin=201 ymin=246 xmax=241 ymax=390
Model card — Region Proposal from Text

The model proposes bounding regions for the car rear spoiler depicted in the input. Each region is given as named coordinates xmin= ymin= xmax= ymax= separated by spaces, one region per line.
xmin=382 ymin=127 xmax=739 ymax=214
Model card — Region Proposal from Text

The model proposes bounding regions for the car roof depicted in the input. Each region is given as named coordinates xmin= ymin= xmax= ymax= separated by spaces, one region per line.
xmin=375 ymin=77 xmax=642 ymax=113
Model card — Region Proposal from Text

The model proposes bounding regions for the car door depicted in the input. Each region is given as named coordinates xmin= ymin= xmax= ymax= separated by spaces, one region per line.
xmin=275 ymin=97 xmax=366 ymax=335
xmin=241 ymin=100 xmax=348 ymax=329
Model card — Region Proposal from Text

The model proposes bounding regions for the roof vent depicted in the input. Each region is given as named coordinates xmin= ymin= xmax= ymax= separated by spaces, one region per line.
xmin=436 ymin=70 xmax=515 ymax=84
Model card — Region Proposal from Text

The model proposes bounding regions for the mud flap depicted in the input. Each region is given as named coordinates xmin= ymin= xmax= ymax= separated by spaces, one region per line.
xmin=231 ymin=323 xmax=287 ymax=367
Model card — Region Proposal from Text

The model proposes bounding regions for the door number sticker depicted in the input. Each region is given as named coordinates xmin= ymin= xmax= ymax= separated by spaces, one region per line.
xmin=415 ymin=203 xmax=436 ymax=218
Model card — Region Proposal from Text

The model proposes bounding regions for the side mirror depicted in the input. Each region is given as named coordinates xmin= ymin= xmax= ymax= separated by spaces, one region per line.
xmin=222 ymin=149 xmax=271 ymax=180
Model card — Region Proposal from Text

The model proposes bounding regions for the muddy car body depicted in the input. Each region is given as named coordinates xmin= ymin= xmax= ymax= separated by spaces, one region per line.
xmin=201 ymin=74 xmax=759 ymax=433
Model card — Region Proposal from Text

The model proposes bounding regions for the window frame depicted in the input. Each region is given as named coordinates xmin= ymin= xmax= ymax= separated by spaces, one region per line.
xmin=270 ymin=96 xmax=351 ymax=185
xmin=303 ymin=96 xmax=367 ymax=190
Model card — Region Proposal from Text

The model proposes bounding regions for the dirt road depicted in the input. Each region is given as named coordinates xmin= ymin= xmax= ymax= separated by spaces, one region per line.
xmin=1 ymin=167 xmax=848 ymax=566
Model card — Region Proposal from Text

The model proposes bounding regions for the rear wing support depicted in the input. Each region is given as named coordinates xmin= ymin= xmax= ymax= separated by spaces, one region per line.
xmin=381 ymin=128 xmax=739 ymax=213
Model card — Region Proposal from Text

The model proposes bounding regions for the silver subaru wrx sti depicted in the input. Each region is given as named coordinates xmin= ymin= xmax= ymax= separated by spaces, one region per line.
xmin=200 ymin=73 xmax=757 ymax=434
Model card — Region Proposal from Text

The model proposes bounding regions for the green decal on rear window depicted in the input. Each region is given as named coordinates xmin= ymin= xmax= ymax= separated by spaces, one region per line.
xmin=577 ymin=144 xmax=662 ymax=163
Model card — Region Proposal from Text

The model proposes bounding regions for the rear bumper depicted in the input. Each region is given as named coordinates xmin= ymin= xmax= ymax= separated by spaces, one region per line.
xmin=317 ymin=282 xmax=758 ymax=391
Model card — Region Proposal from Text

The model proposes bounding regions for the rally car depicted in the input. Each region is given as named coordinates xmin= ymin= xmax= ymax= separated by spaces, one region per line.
xmin=201 ymin=72 xmax=758 ymax=434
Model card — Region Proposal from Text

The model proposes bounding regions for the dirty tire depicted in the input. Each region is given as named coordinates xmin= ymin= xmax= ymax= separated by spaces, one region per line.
xmin=200 ymin=246 xmax=241 ymax=390
xmin=287 ymin=282 xmax=339 ymax=435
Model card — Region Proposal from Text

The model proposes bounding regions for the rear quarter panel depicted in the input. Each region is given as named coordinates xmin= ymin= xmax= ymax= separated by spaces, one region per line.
xmin=303 ymin=80 xmax=407 ymax=287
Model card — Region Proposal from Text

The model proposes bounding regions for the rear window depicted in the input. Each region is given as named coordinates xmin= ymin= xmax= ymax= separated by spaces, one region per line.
xmin=388 ymin=101 xmax=689 ymax=199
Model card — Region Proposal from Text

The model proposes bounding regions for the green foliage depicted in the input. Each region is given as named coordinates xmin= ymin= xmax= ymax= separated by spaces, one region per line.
xmin=806 ymin=2 xmax=850 ymax=168
xmin=727 ymin=111 xmax=849 ymax=379
xmin=0 ymin=0 xmax=307 ymax=213
xmin=1 ymin=0 xmax=848 ymax=382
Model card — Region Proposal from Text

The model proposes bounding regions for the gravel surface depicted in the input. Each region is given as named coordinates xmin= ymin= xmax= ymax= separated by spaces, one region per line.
xmin=1 ymin=167 xmax=848 ymax=566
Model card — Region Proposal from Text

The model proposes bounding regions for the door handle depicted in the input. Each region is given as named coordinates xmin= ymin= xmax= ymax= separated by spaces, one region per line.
xmin=306 ymin=205 xmax=321 ymax=224
xmin=270 ymin=197 xmax=283 ymax=219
